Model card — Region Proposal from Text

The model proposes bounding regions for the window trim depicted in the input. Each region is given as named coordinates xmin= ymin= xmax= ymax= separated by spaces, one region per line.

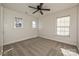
xmin=56 ymin=15 xmax=71 ymax=36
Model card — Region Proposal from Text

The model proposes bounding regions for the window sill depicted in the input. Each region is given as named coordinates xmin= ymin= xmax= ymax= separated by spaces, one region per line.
xmin=55 ymin=35 xmax=70 ymax=37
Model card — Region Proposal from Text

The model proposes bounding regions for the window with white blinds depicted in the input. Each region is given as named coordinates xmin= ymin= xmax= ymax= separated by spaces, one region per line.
xmin=57 ymin=16 xmax=70 ymax=36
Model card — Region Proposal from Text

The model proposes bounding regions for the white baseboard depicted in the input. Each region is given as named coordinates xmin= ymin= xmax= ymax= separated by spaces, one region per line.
xmin=4 ymin=35 xmax=37 ymax=46
xmin=39 ymin=34 xmax=76 ymax=46
xmin=4 ymin=34 xmax=76 ymax=46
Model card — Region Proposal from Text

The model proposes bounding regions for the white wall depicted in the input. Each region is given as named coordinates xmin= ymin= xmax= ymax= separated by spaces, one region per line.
xmin=4 ymin=7 xmax=38 ymax=45
xmin=0 ymin=4 xmax=3 ymax=55
xmin=39 ymin=6 xmax=77 ymax=45
xmin=77 ymin=5 xmax=79 ymax=50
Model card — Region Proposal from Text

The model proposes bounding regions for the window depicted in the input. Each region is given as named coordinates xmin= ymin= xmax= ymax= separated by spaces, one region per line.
xmin=32 ymin=21 xmax=36 ymax=28
xmin=57 ymin=16 xmax=70 ymax=36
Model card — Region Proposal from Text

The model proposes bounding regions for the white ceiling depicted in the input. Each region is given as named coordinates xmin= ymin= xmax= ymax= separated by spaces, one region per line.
xmin=2 ymin=3 xmax=78 ymax=18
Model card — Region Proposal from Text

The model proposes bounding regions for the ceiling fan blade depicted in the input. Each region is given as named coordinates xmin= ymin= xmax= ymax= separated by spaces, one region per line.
xmin=40 ymin=10 xmax=43 ymax=15
xmin=41 ymin=9 xmax=50 ymax=11
xmin=28 ymin=6 xmax=37 ymax=9
xmin=32 ymin=10 xmax=39 ymax=14
xmin=40 ymin=3 xmax=43 ymax=7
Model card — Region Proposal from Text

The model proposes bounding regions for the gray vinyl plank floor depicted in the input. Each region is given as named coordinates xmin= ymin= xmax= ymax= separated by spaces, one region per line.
xmin=3 ymin=37 xmax=79 ymax=56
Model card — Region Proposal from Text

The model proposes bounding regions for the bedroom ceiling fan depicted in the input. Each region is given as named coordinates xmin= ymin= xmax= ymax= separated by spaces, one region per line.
xmin=28 ymin=3 xmax=50 ymax=15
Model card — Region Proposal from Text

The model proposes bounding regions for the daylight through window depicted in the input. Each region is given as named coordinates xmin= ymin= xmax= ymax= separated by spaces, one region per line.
xmin=57 ymin=16 xmax=70 ymax=36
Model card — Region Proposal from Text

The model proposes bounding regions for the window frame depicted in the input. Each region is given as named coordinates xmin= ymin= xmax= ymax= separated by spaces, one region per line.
xmin=56 ymin=15 xmax=70 ymax=36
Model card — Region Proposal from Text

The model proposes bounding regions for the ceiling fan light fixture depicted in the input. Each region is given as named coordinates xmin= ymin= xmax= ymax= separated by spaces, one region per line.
xmin=28 ymin=3 xmax=50 ymax=15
